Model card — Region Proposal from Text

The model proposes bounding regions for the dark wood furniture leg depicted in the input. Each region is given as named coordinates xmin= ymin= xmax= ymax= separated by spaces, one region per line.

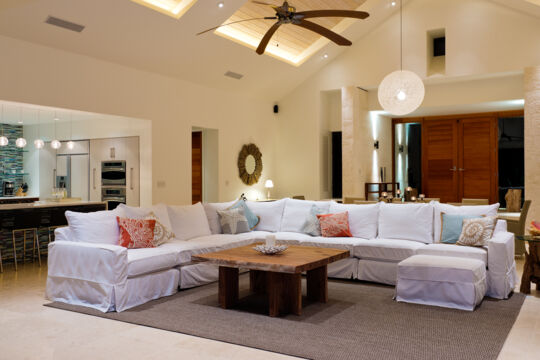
xmin=307 ymin=265 xmax=328 ymax=303
xmin=267 ymin=272 xmax=302 ymax=317
xmin=219 ymin=266 xmax=239 ymax=309
xmin=249 ymin=269 xmax=267 ymax=294
xmin=521 ymin=242 xmax=540 ymax=294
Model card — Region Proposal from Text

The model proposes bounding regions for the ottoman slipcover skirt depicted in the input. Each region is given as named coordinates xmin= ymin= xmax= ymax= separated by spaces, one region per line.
xmin=396 ymin=255 xmax=487 ymax=311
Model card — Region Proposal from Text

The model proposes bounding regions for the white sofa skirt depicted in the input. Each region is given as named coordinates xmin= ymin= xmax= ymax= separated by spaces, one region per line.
xmin=47 ymin=269 xmax=179 ymax=312
xmin=115 ymin=269 xmax=179 ymax=312
xmin=328 ymin=257 xmax=358 ymax=279
xmin=357 ymin=259 xmax=398 ymax=285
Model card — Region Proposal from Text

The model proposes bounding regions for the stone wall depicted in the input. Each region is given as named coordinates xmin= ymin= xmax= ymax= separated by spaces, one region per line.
xmin=524 ymin=67 xmax=540 ymax=228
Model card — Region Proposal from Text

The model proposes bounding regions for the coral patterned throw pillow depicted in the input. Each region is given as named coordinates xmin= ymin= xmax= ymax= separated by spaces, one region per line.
xmin=117 ymin=217 xmax=157 ymax=249
xmin=317 ymin=212 xmax=352 ymax=237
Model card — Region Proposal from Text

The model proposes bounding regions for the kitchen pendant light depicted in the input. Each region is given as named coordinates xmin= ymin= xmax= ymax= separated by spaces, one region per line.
xmin=34 ymin=110 xmax=44 ymax=149
xmin=0 ymin=105 xmax=8 ymax=146
xmin=51 ymin=111 xmax=61 ymax=150
xmin=66 ymin=112 xmax=74 ymax=150
xmin=15 ymin=107 xmax=27 ymax=148
xmin=378 ymin=0 xmax=424 ymax=116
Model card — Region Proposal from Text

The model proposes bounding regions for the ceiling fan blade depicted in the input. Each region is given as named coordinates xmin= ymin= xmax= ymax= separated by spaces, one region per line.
xmin=197 ymin=17 xmax=276 ymax=36
xmin=251 ymin=0 xmax=279 ymax=6
xmin=256 ymin=22 xmax=281 ymax=55
xmin=294 ymin=19 xmax=352 ymax=46
xmin=296 ymin=10 xmax=370 ymax=20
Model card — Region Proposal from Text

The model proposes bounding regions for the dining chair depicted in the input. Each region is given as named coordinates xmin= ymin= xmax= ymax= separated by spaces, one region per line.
xmin=292 ymin=195 xmax=305 ymax=200
xmin=506 ymin=200 xmax=531 ymax=256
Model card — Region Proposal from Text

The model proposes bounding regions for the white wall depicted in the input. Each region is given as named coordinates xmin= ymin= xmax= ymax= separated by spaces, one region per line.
xmin=0 ymin=34 xmax=277 ymax=205
xmin=275 ymin=0 xmax=538 ymax=200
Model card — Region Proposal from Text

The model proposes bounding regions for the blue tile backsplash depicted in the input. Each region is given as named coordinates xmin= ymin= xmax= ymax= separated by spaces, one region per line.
xmin=0 ymin=123 xmax=25 ymax=191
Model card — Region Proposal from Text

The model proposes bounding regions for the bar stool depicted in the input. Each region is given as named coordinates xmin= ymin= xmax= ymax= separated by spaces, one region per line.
xmin=12 ymin=209 xmax=41 ymax=271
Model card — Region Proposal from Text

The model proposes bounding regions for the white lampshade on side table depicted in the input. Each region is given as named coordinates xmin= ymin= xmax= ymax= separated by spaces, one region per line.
xmin=265 ymin=179 xmax=274 ymax=200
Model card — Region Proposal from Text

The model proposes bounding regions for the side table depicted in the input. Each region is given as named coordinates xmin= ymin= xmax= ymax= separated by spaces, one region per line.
xmin=517 ymin=235 xmax=540 ymax=294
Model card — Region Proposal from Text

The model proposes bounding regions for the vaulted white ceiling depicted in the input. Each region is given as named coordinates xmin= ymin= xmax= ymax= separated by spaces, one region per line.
xmin=0 ymin=0 xmax=399 ymax=100
xmin=0 ymin=0 xmax=538 ymax=101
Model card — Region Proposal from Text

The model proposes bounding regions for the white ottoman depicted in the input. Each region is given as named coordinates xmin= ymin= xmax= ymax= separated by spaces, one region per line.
xmin=396 ymin=255 xmax=487 ymax=311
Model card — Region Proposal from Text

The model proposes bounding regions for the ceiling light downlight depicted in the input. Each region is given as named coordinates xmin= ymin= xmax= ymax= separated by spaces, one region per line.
xmin=378 ymin=0 xmax=424 ymax=116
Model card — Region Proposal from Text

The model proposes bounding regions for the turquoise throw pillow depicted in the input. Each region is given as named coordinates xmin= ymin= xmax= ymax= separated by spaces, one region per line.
xmin=440 ymin=213 xmax=481 ymax=244
xmin=230 ymin=199 xmax=259 ymax=230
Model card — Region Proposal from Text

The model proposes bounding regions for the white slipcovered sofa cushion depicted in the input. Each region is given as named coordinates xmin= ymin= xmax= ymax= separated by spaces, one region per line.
xmin=127 ymin=247 xmax=179 ymax=277
xmin=329 ymin=202 xmax=379 ymax=239
xmin=167 ymin=202 xmax=212 ymax=241
xmin=280 ymin=199 xmax=332 ymax=233
xmin=274 ymin=232 xmax=314 ymax=244
xmin=433 ymin=202 xmax=499 ymax=243
xmin=202 ymin=201 xmax=236 ymax=234
xmin=353 ymin=238 xmax=426 ymax=262
xmin=65 ymin=208 xmax=122 ymax=245
xmin=416 ymin=243 xmax=488 ymax=265
xmin=117 ymin=203 xmax=173 ymax=231
xmin=246 ymin=199 xmax=286 ymax=232
xmin=378 ymin=203 xmax=434 ymax=243
xmin=298 ymin=236 xmax=367 ymax=253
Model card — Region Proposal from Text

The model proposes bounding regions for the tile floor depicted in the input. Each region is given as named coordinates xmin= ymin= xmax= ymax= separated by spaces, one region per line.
xmin=0 ymin=258 xmax=538 ymax=360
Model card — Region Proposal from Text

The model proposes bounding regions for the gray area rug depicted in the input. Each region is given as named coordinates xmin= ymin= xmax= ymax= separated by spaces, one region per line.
xmin=45 ymin=275 xmax=525 ymax=360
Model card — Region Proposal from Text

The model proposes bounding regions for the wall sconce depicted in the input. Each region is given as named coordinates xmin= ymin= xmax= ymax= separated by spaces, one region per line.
xmin=374 ymin=140 xmax=379 ymax=149
xmin=398 ymin=145 xmax=404 ymax=153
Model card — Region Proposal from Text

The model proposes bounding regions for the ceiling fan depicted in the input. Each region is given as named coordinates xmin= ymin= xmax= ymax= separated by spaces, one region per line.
xmin=197 ymin=1 xmax=370 ymax=55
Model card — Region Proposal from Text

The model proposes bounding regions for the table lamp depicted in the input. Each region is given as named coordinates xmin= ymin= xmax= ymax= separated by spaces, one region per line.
xmin=265 ymin=179 xmax=274 ymax=200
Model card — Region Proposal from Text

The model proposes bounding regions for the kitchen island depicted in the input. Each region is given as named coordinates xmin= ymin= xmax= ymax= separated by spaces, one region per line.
xmin=0 ymin=200 xmax=107 ymax=270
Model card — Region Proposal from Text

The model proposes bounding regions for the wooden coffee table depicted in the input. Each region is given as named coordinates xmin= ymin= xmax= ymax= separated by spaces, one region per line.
xmin=192 ymin=244 xmax=349 ymax=317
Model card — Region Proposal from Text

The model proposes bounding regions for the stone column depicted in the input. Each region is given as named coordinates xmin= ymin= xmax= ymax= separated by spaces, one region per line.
xmin=524 ymin=66 xmax=540 ymax=227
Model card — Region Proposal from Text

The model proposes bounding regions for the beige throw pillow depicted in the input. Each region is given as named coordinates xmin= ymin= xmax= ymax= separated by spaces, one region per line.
xmin=457 ymin=216 xmax=497 ymax=247
xmin=146 ymin=211 xmax=175 ymax=246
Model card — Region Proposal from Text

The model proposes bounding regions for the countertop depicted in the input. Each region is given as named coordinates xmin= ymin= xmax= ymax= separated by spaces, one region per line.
xmin=0 ymin=196 xmax=39 ymax=200
xmin=0 ymin=200 xmax=107 ymax=210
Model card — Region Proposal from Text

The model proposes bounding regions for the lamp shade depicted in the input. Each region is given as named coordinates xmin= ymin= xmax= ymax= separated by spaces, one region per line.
xmin=264 ymin=179 xmax=274 ymax=188
xmin=378 ymin=70 xmax=425 ymax=116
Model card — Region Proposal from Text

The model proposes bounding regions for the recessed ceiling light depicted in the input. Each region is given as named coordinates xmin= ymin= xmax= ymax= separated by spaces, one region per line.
xmin=391 ymin=1 xmax=397 ymax=6
xmin=218 ymin=1 xmax=224 ymax=8
xmin=323 ymin=53 xmax=329 ymax=59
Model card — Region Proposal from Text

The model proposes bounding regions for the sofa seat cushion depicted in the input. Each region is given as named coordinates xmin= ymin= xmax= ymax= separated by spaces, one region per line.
xmin=163 ymin=232 xmax=272 ymax=264
xmin=127 ymin=247 xmax=179 ymax=277
xmin=298 ymin=236 xmax=368 ymax=254
xmin=353 ymin=239 xmax=425 ymax=262
xmin=415 ymin=243 xmax=488 ymax=266
xmin=274 ymin=232 xmax=314 ymax=245
xmin=280 ymin=199 xmax=332 ymax=233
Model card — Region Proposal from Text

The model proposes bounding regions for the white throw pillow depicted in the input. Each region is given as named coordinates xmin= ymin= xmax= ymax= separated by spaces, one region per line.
xmin=378 ymin=203 xmax=434 ymax=243
xmin=281 ymin=199 xmax=332 ymax=233
xmin=116 ymin=203 xmax=173 ymax=231
xmin=167 ymin=202 xmax=212 ymax=240
xmin=65 ymin=209 xmax=122 ymax=245
xmin=246 ymin=199 xmax=286 ymax=232
xmin=433 ymin=202 xmax=499 ymax=243
xmin=203 ymin=201 xmax=236 ymax=234
xmin=329 ymin=203 xmax=379 ymax=239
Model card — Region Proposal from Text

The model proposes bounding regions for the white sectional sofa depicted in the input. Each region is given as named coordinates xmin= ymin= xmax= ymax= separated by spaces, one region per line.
xmin=46 ymin=199 xmax=517 ymax=312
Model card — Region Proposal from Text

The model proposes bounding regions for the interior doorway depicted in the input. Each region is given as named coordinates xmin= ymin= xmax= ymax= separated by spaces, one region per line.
xmin=192 ymin=127 xmax=219 ymax=204
xmin=191 ymin=131 xmax=202 ymax=204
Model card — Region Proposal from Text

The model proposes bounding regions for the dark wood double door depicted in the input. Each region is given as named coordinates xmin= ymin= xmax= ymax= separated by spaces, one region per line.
xmin=422 ymin=117 xmax=498 ymax=203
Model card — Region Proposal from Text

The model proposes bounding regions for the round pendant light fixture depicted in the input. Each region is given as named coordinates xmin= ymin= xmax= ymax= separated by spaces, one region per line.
xmin=51 ymin=111 xmax=61 ymax=150
xmin=0 ymin=105 xmax=8 ymax=147
xmin=15 ymin=107 xmax=27 ymax=148
xmin=34 ymin=109 xmax=44 ymax=149
xmin=66 ymin=112 xmax=74 ymax=150
xmin=378 ymin=0 xmax=424 ymax=116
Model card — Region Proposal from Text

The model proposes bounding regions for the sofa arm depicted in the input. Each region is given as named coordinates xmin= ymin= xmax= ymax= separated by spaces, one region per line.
xmin=47 ymin=241 xmax=128 ymax=285
xmin=54 ymin=226 xmax=72 ymax=242
xmin=487 ymin=231 xmax=516 ymax=299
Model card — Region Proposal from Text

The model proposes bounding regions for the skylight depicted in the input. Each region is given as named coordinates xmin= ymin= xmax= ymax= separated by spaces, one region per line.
xmin=130 ymin=0 xmax=198 ymax=19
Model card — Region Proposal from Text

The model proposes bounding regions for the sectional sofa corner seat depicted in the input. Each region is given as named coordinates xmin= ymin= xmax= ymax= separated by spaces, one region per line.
xmin=46 ymin=199 xmax=517 ymax=312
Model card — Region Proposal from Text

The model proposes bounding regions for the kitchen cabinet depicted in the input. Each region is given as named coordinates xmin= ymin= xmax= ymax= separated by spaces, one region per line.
xmin=89 ymin=137 xmax=140 ymax=206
